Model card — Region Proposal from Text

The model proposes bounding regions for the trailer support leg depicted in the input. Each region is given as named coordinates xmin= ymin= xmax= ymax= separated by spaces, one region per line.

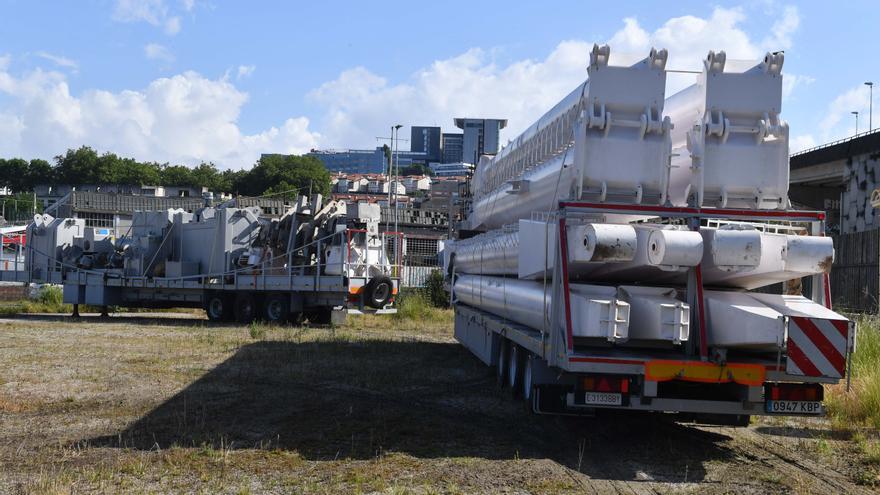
xmin=72 ymin=304 xmax=80 ymax=318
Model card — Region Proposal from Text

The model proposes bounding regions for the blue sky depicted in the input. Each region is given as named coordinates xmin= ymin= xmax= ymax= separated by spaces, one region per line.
xmin=0 ymin=0 xmax=877 ymax=168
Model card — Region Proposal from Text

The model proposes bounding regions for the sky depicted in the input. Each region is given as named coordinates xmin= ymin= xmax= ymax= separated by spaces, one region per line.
xmin=0 ymin=0 xmax=877 ymax=169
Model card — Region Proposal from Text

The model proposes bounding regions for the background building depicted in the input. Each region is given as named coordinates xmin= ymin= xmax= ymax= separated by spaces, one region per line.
xmin=430 ymin=162 xmax=474 ymax=177
xmin=441 ymin=133 xmax=464 ymax=164
xmin=411 ymin=126 xmax=442 ymax=164
xmin=307 ymin=148 xmax=428 ymax=175
xmin=454 ymin=118 xmax=507 ymax=165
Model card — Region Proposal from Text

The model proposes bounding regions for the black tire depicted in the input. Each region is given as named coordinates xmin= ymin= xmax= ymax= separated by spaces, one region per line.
xmin=305 ymin=307 xmax=332 ymax=325
xmin=363 ymin=275 xmax=393 ymax=309
xmin=205 ymin=293 xmax=232 ymax=322
xmin=496 ymin=339 xmax=509 ymax=387
xmin=263 ymin=294 xmax=290 ymax=324
xmin=508 ymin=344 xmax=524 ymax=397
xmin=522 ymin=353 xmax=535 ymax=408
xmin=234 ymin=292 xmax=258 ymax=324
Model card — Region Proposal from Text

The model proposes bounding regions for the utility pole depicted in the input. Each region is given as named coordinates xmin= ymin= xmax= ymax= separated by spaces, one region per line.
xmin=393 ymin=124 xmax=402 ymax=234
xmin=866 ymin=82 xmax=874 ymax=132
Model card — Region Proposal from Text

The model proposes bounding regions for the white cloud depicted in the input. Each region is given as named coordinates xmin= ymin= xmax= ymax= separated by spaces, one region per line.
xmin=782 ymin=73 xmax=815 ymax=100
xmin=790 ymin=134 xmax=817 ymax=153
xmin=34 ymin=52 xmax=78 ymax=72
xmin=112 ymin=0 xmax=185 ymax=36
xmin=236 ymin=65 xmax=255 ymax=79
xmin=144 ymin=43 xmax=174 ymax=63
xmin=308 ymin=5 xmax=804 ymax=149
xmin=164 ymin=16 xmax=181 ymax=35
xmin=309 ymin=41 xmax=591 ymax=148
xmin=181 ymin=0 xmax=195 ymax=11
xmin=819 ymin=84 xmax=876 ymax=140
xmin=608 ymin=6 xmax=801 ymax=94
xmin=0 ymin=65 xmax=319 ymax=167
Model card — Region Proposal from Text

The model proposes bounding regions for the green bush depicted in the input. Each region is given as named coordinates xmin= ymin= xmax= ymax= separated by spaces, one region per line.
xmin=37 ymin=285 xmax=63 ymax=306
xmin=423 ymin=270 xmax=449 ymax=308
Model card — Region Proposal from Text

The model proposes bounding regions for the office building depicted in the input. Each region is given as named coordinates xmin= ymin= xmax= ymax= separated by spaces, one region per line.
xmin=411 ymin=126 xmax=442 ymax=163
xmin=441 ymin=133 xmax=464 ymax=164
xmin=454 ymin=118 xmax=508 ymax=166
xmin=306 ymin=148 xmax=428 ymax=175
xmin=430 ymin=162 xmax=474 ymax=177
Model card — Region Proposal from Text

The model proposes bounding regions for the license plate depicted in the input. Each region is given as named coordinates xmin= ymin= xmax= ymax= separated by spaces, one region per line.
xmin=765 ymin=400 xmax=823 ymax=415
xmin=584 ymin=392 xmax=622 ymax=406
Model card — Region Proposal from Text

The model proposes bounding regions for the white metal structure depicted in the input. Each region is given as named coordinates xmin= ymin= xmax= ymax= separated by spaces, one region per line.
xmin=665 ymin=51 xmax=789 ymax=209
xmin=466 ymin=45 xmax=671 ymax=230
xmin=448 ymin=46 xmax=853 ymax=423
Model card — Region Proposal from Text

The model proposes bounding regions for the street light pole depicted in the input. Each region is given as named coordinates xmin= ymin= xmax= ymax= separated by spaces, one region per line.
xmin=866 ymin=82 xmax=874 ymax=132
xmin=852 ymin=111 xmax=860 ymax=135
xmin=393 ymin=124 xmax=402 ymax=234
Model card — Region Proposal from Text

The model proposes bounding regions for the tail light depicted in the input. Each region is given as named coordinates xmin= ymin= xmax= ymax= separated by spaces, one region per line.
xmin=581 ymin=376 xmax=630 ymax=393
xmin=765 ymin=383 xmax=823 ymax=401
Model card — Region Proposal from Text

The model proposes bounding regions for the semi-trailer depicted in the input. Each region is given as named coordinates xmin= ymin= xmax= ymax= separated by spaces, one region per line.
xmin=0 ymin=196 xmax=400 ymax=323
xmin=446 ymin=45 xmax=853 ymax=423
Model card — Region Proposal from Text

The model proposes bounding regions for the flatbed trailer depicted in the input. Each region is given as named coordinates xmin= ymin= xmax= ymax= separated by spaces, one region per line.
xmin=0 ymin=201 xmax=402 ymax=324
xmin=451 ymin=202 xmax=854 ymax=423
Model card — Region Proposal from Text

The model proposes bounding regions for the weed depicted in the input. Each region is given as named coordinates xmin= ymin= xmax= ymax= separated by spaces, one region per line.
xmin=826 ymin=315 xmax=880 ymax=429
xmin=249 ymin=322 xmax=266 ymax=340
xmin=393 ymin=291 xmax=452 ymax=323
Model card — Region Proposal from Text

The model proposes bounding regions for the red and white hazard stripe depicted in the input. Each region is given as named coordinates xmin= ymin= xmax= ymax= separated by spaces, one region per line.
xmin=786 ymin=316 xmax=849 ymax=378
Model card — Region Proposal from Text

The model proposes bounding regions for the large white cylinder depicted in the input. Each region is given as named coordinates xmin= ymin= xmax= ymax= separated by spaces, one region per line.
xmin=452 ymin=232 xmax=519 ymax=275
xmin=453 ymin=274 xmax=629 ymax=341
xmin=581 ymin=223 xmax=638 ymax=262
xmin=646 ymin=230 xmax=704 ymax=268
xmin=784 ymin=235 xmax=834 ymax=273
xmin=704 ymin=228 xmax=762 ymax=270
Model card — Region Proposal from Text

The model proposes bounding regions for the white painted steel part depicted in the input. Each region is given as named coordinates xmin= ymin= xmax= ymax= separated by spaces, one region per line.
xmin=453 ymin=274 xmax=630 ymax=342
xmin=581 ymin=223 xmax=638 ymax=262
xmin=664 ymin=51 xmax=789 ymax=209
xmin=468 ymin=44 xmax=671 ymax=230
xmin=645 ymin=229 xmax=704 ymax=269
xmin=702 ymin=227 xmax=762 ymax=271
xmin=618 ymin=286 xmax=690 ymax=344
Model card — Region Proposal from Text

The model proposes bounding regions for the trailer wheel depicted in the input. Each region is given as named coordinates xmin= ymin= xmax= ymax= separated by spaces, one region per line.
xmin=234 ymin=293 xmax=258 ymax=324
xmin=205 ymin=293 xmax=232 ymax=322
xmin=496 ymin=339 xmax=509 ymax=387
xmin=508 ymin=344 xmax=524 ymax=397
xmin=263 ymin=295 xmax=290 ymax=324
xmin=363 ymin=275 xmax=393 ymax=309
xmin=522 ymin=353 xmax=535 ymax=405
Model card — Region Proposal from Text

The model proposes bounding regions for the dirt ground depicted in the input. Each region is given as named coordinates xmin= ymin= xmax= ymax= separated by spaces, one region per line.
xmin=0 ymin=312 xmax=878 ymax=494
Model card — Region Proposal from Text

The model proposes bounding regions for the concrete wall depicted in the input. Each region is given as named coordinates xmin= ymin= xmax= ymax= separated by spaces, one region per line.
xmin=841 ymin=152 xmax=880 ymax=233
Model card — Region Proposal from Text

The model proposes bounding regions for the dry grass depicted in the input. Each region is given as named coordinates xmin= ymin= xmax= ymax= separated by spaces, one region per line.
xmin=0 ymin=311 xmax=875 ymax=494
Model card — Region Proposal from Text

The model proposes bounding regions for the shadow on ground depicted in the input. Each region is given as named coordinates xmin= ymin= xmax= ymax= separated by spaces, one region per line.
xmin=87 ymin=338 xmax=735 ymax=483
xmin=0 ymin=313 xmax=210 ymax=327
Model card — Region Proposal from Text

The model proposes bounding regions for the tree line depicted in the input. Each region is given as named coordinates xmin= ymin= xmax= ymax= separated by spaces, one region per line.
xmin=0 ymin=146 xmax=331 ymax=199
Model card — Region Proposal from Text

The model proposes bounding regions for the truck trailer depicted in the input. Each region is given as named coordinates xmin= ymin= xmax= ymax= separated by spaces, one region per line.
xmin=446 ymin=45 xmax=853 ymax=423
xmin=0 ymin=195 xmax=400 ymax=324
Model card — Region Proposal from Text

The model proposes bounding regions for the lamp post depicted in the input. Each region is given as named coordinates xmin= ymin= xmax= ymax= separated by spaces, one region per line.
xmin=866 ymin=82 xmax=874 ymax=132
xmin=852 ymin=111 xmax=860 ymax=135
xmin=393 ymin=124 xmax=402 ymax=234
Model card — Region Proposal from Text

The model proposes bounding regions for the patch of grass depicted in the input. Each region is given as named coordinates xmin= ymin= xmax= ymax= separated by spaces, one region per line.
xmin=248 ymin=322 xmax=267 ymax=340
xmin=392 ymin=291 xmax=452 ymax=324
xmin=826 ymin=315 xmax=880 ymax=429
